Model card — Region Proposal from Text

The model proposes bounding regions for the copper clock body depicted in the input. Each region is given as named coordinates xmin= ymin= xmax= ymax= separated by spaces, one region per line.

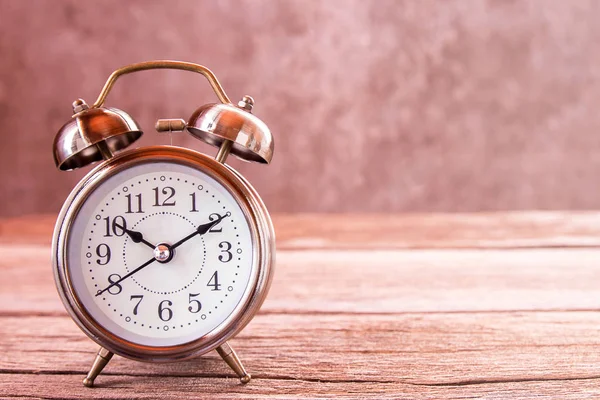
xmin=53 ymin=146 xmax=275 ymax=361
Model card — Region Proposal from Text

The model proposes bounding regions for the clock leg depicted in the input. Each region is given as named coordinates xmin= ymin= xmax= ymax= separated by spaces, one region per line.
xmin=82 ymin=347 xmax=114 ymax=388
xmin=216 ymin=342 xmax=251 ymax=384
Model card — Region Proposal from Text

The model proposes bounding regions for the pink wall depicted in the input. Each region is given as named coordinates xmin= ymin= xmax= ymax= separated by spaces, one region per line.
xmin=1 ymin=0 xmax=600 ymax=216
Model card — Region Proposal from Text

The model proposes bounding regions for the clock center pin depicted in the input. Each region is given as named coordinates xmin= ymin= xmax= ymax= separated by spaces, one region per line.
xmin=153 ymin=243 xmax=174 ymax=263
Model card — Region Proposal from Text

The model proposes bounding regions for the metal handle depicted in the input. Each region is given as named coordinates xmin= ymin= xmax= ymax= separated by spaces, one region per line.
xmin=92 ymin=60 xmax=232 ymax=108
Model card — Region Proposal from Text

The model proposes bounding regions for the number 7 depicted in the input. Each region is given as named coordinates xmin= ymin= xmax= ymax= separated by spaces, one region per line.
xmin=130 ymin=295 xmax=143 ymax=315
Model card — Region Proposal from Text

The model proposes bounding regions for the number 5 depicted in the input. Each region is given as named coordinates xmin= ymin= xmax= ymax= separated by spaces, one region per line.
xmin=188 ymin=293 xmax=201 ymax=313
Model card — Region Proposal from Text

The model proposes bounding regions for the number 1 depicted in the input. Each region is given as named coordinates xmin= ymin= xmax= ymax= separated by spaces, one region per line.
xmin=190 ymin=192 xmax=198 ymax=212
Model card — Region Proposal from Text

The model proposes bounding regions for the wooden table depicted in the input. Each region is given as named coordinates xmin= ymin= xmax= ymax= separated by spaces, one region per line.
xmin=1 ymin=213 xmax=600 ymax=399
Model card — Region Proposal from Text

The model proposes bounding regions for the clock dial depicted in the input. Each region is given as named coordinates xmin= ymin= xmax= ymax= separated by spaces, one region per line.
xmin=66 ymin=161 xmax=254 ymax=347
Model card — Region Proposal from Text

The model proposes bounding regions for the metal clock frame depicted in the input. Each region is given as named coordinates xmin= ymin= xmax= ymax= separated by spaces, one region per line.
xmin=52 ymin=146 xmax=275 ymax=383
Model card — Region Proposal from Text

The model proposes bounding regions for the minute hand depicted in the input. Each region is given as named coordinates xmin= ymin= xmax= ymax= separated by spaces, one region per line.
xmin=171 ymin=213 xmax=227 ymax=250
xmin=96 ymin=257 xmax=156 ymax=297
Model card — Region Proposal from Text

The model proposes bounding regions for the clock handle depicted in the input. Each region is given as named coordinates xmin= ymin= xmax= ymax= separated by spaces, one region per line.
xmin=91 ymin=60 xmax=232 ymax=108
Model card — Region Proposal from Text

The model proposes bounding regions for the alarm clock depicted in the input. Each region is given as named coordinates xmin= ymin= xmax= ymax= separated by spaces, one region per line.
xmin=51 ymin=61 xmax=275 ymax=387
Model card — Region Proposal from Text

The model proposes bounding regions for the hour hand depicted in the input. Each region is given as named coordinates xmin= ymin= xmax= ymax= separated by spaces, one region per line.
xmin=114 ymin=223 xmax=155 ymax=250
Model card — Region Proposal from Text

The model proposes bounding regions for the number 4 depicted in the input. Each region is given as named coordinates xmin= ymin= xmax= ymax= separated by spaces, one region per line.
xmin=207 ymin=271 xmax=221 ymax=291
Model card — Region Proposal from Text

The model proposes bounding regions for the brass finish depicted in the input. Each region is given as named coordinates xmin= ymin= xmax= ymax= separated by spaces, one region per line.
xmin=215 ymin=140 xmax=233 ymax=164
xmin=52 ymin=60 xmax=275 ymax=387
xmin=72 ymin=98 xmax=89 ymax=114
xmin=53 ymin=103 xmax=142 ymax=170
xmin=95 ymin=140 xmax=115 ymax=160
xmin=53 ymin=146 xmax=276 ymax=362
xmin=92 ymin=60 xmax=231 ymax=108
xmin=216 ymin=342 xmax=251 ymax=384
xmin=237 ymin=95 xmax=254 ymax=112
xmin=187 ymin=97 xmax=274 ymax=164
xmin=83 ymin=347 xmax=113 ymax=387
xmin=155 ymin=118 xmax=186 ymax=133
xmin=53 ymin=62 xmax=274 ymax=170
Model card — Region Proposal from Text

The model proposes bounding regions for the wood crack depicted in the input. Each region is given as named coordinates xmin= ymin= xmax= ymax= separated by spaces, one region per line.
xmin=3 ymin=368 xmax=600 ymax=388
xmin=414 ymin=375 xmax=600 ymax=387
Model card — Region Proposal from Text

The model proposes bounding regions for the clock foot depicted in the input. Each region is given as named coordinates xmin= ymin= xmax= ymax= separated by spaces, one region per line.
xmin=82 ymin=347 xmax=113 ymax=388
xmin=216 ymin=342 xmax=251 ymax=384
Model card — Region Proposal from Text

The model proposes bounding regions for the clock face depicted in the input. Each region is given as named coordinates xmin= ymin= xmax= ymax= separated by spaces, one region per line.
xmin=65 ymin=160 xmax=255 ymax=347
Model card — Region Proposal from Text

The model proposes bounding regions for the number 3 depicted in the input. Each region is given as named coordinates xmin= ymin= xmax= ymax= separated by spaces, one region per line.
xmin=218 ymin=241 xmax=232 ymax=263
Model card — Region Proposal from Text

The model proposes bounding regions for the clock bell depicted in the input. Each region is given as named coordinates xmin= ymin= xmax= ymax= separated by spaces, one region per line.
xmin=52 ymin=60 xmax=273 ymax=172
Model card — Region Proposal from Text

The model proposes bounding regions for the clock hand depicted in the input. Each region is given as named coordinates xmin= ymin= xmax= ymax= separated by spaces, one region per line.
xmin=113 ymin=222 xmax=156 ymax=250
xmin=171 ymin=212 xmax=230 ymax=250
xmin=95 ymin=212 xmax=230 ymax=297
xmin=95 ymin=257 xmax=156 ymax=297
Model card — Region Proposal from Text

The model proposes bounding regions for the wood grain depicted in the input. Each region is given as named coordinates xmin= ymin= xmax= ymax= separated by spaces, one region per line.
xmin=6 ymin=212 xmax=600 ymax=249
xmin=1 ymin=213 xmax=599 ymax=399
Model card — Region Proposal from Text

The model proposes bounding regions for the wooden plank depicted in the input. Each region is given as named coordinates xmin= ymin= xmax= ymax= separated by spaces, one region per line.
xmin=1 ymin=313 xmax=600 ymax=398
xmin=5 ymin=212 xmax=600 ymax=249
xmin=2 ymin=373 xmax=600 ymax=400
xmin=1 ymin=244 xmax=599 ymax=314
xmin=2 ymin=312 xmax=600 ymax=383
xmin=1 ymin=214 xmax=599 ymax=398
xmin=274 ymin=212 xmax=600 ymax=250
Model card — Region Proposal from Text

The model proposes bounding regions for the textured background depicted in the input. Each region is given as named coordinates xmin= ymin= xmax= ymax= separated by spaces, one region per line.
xmin=1 ymin=0 xmax=600 ymax=217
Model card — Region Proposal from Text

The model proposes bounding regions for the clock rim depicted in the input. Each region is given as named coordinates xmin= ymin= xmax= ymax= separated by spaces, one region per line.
xmin=52 ymin=145 xmax=275 ymax=362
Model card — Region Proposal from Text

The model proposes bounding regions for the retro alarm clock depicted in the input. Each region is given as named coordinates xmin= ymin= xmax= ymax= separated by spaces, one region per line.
xmin=51 ymin=61 xmax=275 ymax=387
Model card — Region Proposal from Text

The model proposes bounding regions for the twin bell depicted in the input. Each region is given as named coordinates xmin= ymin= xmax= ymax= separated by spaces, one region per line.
xmin=53 ymin=95 xmax=273 ymax=171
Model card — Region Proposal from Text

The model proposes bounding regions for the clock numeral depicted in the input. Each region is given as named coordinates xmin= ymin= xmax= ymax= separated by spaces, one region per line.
xmin=153 ymin=186 xmax=176 ymax=207
xmin=158 ymin=300 xmax=173 ymax=321
xmin=188 ymin=293 xmax=202 ymax=313
xmin=208 ymin=213 xmax=224 ymax=233
xmin=130 ymin=295 xmax=143 ymax=315
xmin=218 ymin=241 xmax=233 ymax=263
xmin=125 ymin=193 xmax=144 ymax=214
xmin=95 ymin=243 xmax=111 ymax=265
xmin=207 ymin=271 xmax=221 ymax=291
xmin=190 ymin=192 xmax=199 ymax=212
xmin=103 ymin=216 xmax=127 ymax=237
xmin=107 ymin=273 xmax=122 ymax=295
